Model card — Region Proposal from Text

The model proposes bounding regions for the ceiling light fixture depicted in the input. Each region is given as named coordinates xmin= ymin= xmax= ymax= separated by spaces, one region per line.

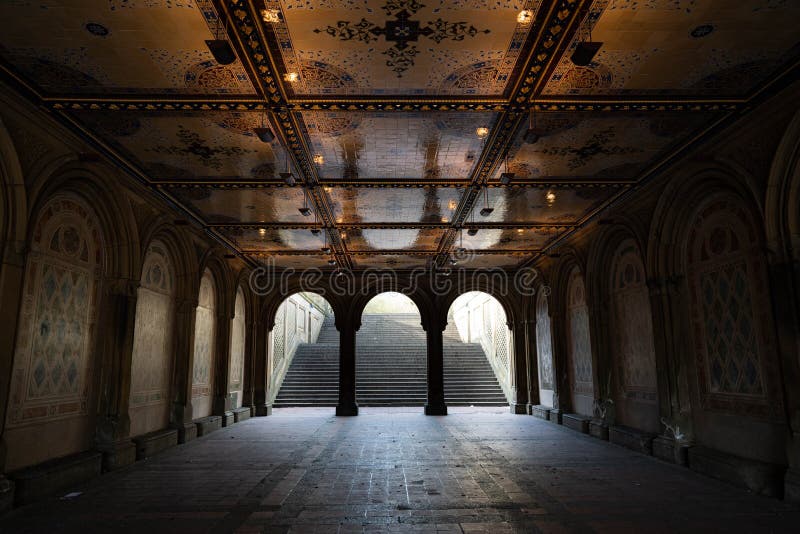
xmin=261 ymin=8 xmax=280 ymax=23
xmin=571 ymin=21 xmax=603 ymax=66
xmin=328 ymin=258 xmax=337 ymax=266
xmin=467 ymin=227 xmax=479 ymax=236
xmin=545 ymin=190 xmax=556 ymax=205
xmin=517 ymin=10 xmax=533 ymax=24
xmin=523 ymin=103 xmax=540 ymax=144
xmin=499 ymin=151 xmax=514 ymax=185
xmin=313 ymin=153 xmax=324 ymax=165
xmin=298 ymin=188 xmax=312 ymax=217
xmin=284 ymin=72 xmax=300 ymax=83
xmin=517 ymin=228 xmax=525 ymax=234
xmin=281 ymin=150 xmax=296 ymax=185
xmin=205 ymin=15 xmax=236 ymax=65
xmin=259 ymin=228 xmax=267 ymax=236
xmin=479 ymin=187 xmax=494 ymax=217
xmin=476 ymin=126 xmax=489 ymax=139
xmin=253 ymin=111 xmax=274 ymax=143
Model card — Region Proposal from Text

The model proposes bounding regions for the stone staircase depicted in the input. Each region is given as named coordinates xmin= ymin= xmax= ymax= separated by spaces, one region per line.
xmin=273 ymin=313 xmax=508 ymax=407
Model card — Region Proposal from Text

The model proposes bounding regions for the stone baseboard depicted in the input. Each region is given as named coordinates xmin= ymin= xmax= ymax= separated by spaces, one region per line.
xmin=563 ymin=413 xmax=590 ymax=434
xmin=232 ymin=407 xmax=251 ymax=422
xmin=548 ymin=408 xmax=563 ymax=424
xmin=509 ymin=403 xmax=528 ymax=415
xmin=194 ymin=415 xmax=222 ymax=437
xmin=9 ymin=450 xmax=102 ymax=505
xmin=526 ymin=404 xmax=534 ymax=415
xmin=532 ymin=405 xmax=551 ymax=420
xmin=97 ymin=439 xmax=136 ymax=472
xmin=589 ymin=421 xmax=609 ymax=440
xmin=424 ymin=403 xmax=447 ymax=416
xmin=336 ymin=403 xmax=358 ymax=416
xmin=132 ymin=428 xmax=179 ymax=460
xmin=609 ymin=425 xmax=655 ymax=455
xmin=255 ymin=404 xmax=273 ymax=417
xmin=221 ymin=411 xmax=235 ymax=427
xmin=177 ymin=422 xmax=197 ymax=443
xmin=652 ymin=435 xmax=688 ymax=465
xmin=688 ymin=446 xmax=785 ymax=498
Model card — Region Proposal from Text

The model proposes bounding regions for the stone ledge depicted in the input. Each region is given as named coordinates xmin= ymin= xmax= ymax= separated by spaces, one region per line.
xmin=177 ymin=422 xmax=197 ymax=443
xmin=132 ymin=428 xmax=179 ymax=460
xmin=589 ymin=421 xmax=609 ymax=441
xmin=194 ymin=415 xmax=222 ymax=437
xmin=221 ymin=411 xmax=235 ymax=427
xmin=97 ymin=440 xmax=136 ymax=472
xmin=609 ymin=425 xmax=655 ymax=455
xmin=531 ymin=405 xmax=551 ymax=420
xmin=548 ymin=408 xmax=563 ymax=424
xmin=563 ymin=413 xmax=590 ymax=434
xmin=688 ymin=446 xmax=786 ymax=498
xmin=652 ymin=435 xmax=688 ymax=465
xmin=232 ymin=407 xmax=251 ymax=423
xmin=9 ymin=450 xmax=102 ymax=506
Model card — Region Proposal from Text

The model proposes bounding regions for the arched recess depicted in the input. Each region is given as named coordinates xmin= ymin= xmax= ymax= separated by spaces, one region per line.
xmin=609 ymin=239 xmax=659 ymax=432
xmin=566 ymin=265 xmax=594 ymax=417
xmin=128 ymin=240 xmax=176 ymax=437
xmin=228 ymin=286 xmax=246 ymax=409
xmin=269 ymin=292 xmax=334 ymax=406
xmin=192 ymin=269 xmax=217 ymax=419
xmin=535 ymin=289 xmax=556 ymax=408
xmin=446 ymin=291 xmax=512 ymax=406
xmin=4 ymin=194 xmax=104 ymax=470
xmin=684 ymin=192 xmax=785 ymax=458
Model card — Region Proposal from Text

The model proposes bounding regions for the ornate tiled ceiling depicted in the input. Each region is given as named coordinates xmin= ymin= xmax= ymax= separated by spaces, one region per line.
xmin=1 ymin=0 xmax=798 ymax=272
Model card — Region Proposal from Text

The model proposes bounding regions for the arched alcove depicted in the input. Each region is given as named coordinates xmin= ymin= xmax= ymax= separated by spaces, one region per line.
xmin=192 ymin=269 xmax=217 ymax=420
xmin=228 ymin=287 xmax=247 ymax=409
xmin=535 ymin=289 xmax=555 ymax=408
xmin=566 ymin=266 xmax=594 ymax=417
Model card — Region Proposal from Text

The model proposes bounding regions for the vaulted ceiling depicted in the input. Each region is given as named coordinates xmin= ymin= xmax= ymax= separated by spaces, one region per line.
xmin=2 ymin=0 xmax=798 ymax=272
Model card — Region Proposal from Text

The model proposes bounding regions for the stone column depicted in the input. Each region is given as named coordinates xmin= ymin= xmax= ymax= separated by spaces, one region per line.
xmin=525 ymin=317 xmax=540 ymax=413
xmin=171 ymin=298 xmax=198 ymax=442
xmin=253 ymin=325 xmax=271 ymax=416
xmin=336 ymin=319 xmax=359 ymax=416
xmin=0 ymin=243 xmax=25 ymax=511
xmin=212 ymin=306 xmax=233 ymax=419
xmin=508 ymin=321 xmax=529 ymax=414
xmin=241 ymin=318 xmax=255 ymax=411
xmin=424 ymin=317 xmax=447 ymax=416
xmin=94 ymin=278 xmax=139 ymax=471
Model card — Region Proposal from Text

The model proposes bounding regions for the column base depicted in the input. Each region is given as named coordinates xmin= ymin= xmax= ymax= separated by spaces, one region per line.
xmin=96 ymin=439 xmax=137 ymax=472
xmin=176 ymin=422 xmax=197 ymax=443
xmin=255 ymin=403 xmax=273 ymax=417
xmin=336 ymin=403 xmax=359 ymax=416
xmin=424 ymin=403 xmax=447 ymax=416
xmin=509 ymin=402 xmax=528 ymax=414
xmin=525 ymin=403 xmax=534 ymax=415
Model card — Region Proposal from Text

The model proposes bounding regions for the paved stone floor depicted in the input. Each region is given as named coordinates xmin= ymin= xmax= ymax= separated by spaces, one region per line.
xmin=2 ymin=407 xmax=799 ymax=533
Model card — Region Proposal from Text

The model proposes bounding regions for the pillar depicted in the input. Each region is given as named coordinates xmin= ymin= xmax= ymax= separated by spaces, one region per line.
xmin=253 ymin=325 xmax=271 ymax=416
xmin=336 ymin=319 xmax=359 ymax=416
xmin=94 ymin=278 xmax=139 ymax=471
xmin=424 ymin=317 xmax=447 ymax=416
xmin=212 ymin=305 xmax=233 ymax=418
xmin=508 ymin=321 xmax=529 ymax=414
xmin=171 ymin=298 xmax=198 ymax=442
xmin=525 ymin=317 xmax=540 ymax=413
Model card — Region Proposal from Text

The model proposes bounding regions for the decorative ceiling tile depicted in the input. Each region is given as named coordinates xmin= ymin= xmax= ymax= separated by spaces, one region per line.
xmin=474 ymin=187 xmax=622 ymax=224
xmin=328 ymin=187 xmax=464 ymax=224
xmin=457 ymin=227 xmax=554 ymax=251
xmin=345 ymin=228 xmax=443 ymax=252
xmin=167 ymin=187 xmax=312 ymax=224
xmin=221 ymin=228 xmax=327 ymax=252
xmin=351 ymin=254 xmax=430 ymax=270
xmin=453 ymin=253 xmax=527 ymax=269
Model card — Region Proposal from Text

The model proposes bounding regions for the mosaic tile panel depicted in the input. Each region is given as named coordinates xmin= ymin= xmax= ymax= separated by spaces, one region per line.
xmin=329 ymin=187 xmax=464 ymax=224
xmin=345 ymin=228 xmax=443 ymax=252
xmin=536 ymin=290 xmax=554 ymax=391
xmin=476 ymin=187 xmax=620 ymax=224
xmin=300 ymin=112 xmax=497 ymax=180
xmin=351 ymin=254 xmax=430 ymax=270
xmin=451 ymin=253 xmax=525 ymax=270
xmin=224 ymin=228 xmax=328 ymax=253
xmin=192 ymin=269 xmax=216 ymax=418
xmin=567 ymin=267 xmax=594 ymax=406
xmin=459 ymin=227 xmax=552 ymax=251
xmin=168 ymin=188 xmax=313 ymax=225
xmin=229 ymin=288 xmax=246 ymax=409
xmin=542 ymin=0 xmax=800 ymax=96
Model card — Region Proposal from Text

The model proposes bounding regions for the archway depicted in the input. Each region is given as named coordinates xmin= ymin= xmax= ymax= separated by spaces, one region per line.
xmin=270 ymin=292 xmax=336 ymax=407
xmin=357 ymin=292 xmax=426 ymax=406
xmin=445 ymin=292 xmax=511 ymax=406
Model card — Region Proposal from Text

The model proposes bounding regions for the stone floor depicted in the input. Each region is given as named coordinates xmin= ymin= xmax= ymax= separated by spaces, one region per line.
xmin=2 ymin=407 xmax=799 ymax=533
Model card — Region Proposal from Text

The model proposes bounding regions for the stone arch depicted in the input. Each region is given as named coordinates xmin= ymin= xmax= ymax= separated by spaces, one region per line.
xmin=0 ymin=116 xmax=27 ymax=255
xmin=608 ymin=237 xmax=659 ymax=432
xmin=535 ymin=287 xmax=556 ymax=408
xmin=766 ymin=110 xmax=800 ymax=259
xmin=4 ymin=193 xmax=105 ymax=470
xmin=351 ymin=284 xmax=435 ymax=332
xmin=128 ymin=239 xmax=177 ymax=437
xmin=137 ymin=218 xmax=198 ymax=305
xmin=228 ymin=286 xmax=247 ymax=409
xmin=564 ymin=264 xmax=595 ymax=417
xmin=436 ymin=278 xmax=521 ymax=331
xmin=260 ymin=276 xmax=344 ymax=332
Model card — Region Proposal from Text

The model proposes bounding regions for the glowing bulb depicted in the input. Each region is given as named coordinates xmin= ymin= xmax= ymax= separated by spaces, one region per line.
xmin=261 ymin=9 xmax=280 ymax=23
xmin=340 ymin=232 xmax=347 ymax=239
xmin=517 ymin=10 xmax=533 ymax=24
xmin=313 ymin=153 xmax=324 ymax=165
xmin=448 ymin=200 xmax=458 ymax=211
xmin=441 ymin=217 xmax=449 ymax=223
xmin=517 ymin=228 xmax=525 ymax=234
xmin=545 ymin=190 xmax=556 ymax=204
xmin=284 ymin=72 xmax=299 ymax=83
xmin=258 ymin=228 xmax=267 ymax=236
xmin=476 ymin=127 xmax=489 ymax=139
xmin=324 ymin=186 xmax=332 ymax=192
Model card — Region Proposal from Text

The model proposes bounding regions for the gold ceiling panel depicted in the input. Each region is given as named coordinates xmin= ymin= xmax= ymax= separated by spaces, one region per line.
xmin=458 ymin=227 xmax=554 ymax=251
xmin=301 ymin=111 xmax=498 ymax=181
xmin=345 ymin=228 xmax=443 ymax=252
xmin=351 ymin=254 xmax=430 ymax=270
xmin=246 ymin=254 xmax=336 ymax=270
xmin=495 ymin=111 xmax=720 ymax=182
xmin=167 ymin=187 xmax=312 ymax=224
xmin=0 ymin=0 xmax=255 ymax=95
xmin=474 ymin=186 xmax=621 ymax=224
xmin=329 ymin=187 xmax=464 ymax=224
xmin=268 ymin=0 xmax=541 ymax=96
xmin=453 ymin=253 xmax=527 ymax=270
xmin=73 ymin=111 xmax=287 ymax=182
xmin=221 ymin=228 xmax=326 ymax=253
xmin=543 ymin=0 xmax=800 ymax=97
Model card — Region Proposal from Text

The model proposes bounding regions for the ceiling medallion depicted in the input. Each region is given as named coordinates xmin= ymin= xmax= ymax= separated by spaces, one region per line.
xmin=313 ymin=0 xmax=490 ymax=77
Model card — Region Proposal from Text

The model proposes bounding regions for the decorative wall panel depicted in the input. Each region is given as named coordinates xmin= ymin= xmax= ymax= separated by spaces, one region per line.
xmin=191 ymin=269 xmax=216 ymax=419
xmin=129 ymin=241 xmax=175 ymax=436
xmin=687 ymin=199 xmax=782 ymax=419
xmin=228 ymin=288 xmax=246 ymax=409
xmin=567 ymin=266 xmax=594 ymax=415
xmin=6 ymin=197 xmax=102 ymax=430
xmin=535 ymin=290 xmax=554 ymax=391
